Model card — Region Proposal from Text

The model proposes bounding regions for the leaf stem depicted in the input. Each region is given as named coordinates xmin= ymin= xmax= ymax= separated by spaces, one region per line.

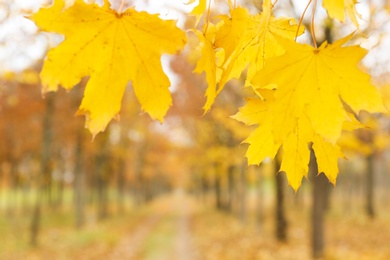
xmin=119 ymin=0 xmax=126 ymax=13
xmin=204 ymin=0 xmax=212 ymax=34
xmin=295 ymin=0 xmax=312 ymax=41
xmin=311 ymin=0 xmax=318 ymax=48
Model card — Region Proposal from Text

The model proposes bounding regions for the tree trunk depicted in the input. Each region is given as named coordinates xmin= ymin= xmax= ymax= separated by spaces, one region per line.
xmin=201 ymin=175 xmax=208 ymax=205
xmin=97 ymin=169 xmax=109 ymax=219
xmin=275 ymin=158 xmax=287 ymax=242
xmin=226 ymin=165 xmax=235 ymax=213
xmin=55 ymin=168 xmax=64 ymax=209
xmin=366 ymin=153 xmax=375 ymax=218
xmin=30 ymin=93 xmax=54 ymax=246
xmin=215 ymin=173 xmax=222 ymax=210
xmin=7 ymin=160 xmax=18 ymax=216
xmin=21 ymin=177 xmax=31 ymax=215
xmin=257 ymin=169 xmax=264 ymax=231
xmin=133 ymin=143 xmax=146 ymax=206
xmin=311 ymin=149 xmax=329 ymax=259
xmin=96 ymin=158 xmax=109 ymax=220
xmin=117 ymin=158 xmax=126 ymax=214
xmin=30 ymin=194 xmax=41 ymax=247
xmin=239 ymin=162 xmax=247 ymax=224
xmin=74 ymin=128 xmax=85 ymax=228
xmin=91 ymin=131 xmax=110 ymax=220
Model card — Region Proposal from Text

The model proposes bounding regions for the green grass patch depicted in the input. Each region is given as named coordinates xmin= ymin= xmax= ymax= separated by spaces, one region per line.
xmin=137 ymin=213 xmax=177 ymax=260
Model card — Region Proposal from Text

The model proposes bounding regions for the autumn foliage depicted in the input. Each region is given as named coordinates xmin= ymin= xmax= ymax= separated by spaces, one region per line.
xmin=31 ymin=0 xmax=386 ymax=190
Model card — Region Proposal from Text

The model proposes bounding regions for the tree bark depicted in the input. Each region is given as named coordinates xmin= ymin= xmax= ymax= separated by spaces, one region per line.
xmin=311 ymin=149 xmax=329 ymax=259
xmin=30 ymin=93 xmax=54 ymax=246
xmin=226 ymin=165 xmax=235 ymax=213
xmin=201 ymin=175 xmax=208 ymax=205
xmin=7 ymin=160 xmax=18 ymax=216
xmin=215 ymin=172 xmax=222 ymax=210
xmin=74 ymin=128 xmax=85 ymax=228
xmin=275 ymin=158 xmax=287 ymax=242
xmin=366 ymin=153 xmax=375 ymax=218
xmin=117 ymin=158 xmax=126 ymax=214
xmin=239 ymin=162 xmax=247 ymax=224
xmin=30 ymin=195 xmax=41 ymax=247
xmin=275 ymin=173 xmax=287 ymax=242
xmin=257 ymin=169 xmax=264 ymax=231
xmin=95 ymin=132 xmax=110 ymax=220
xmin=55 ymin=165 xmax=64 ymax=209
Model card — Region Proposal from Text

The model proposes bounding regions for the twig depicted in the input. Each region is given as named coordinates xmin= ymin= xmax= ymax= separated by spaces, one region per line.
xmin=295 ymin=0 xmax=312 ymax=41
xmin=204 ymin=0 xmax=212 ymax=34
xmin=119 ymin=0 xmax=126 ymax=13
xmin=311 ymin=0 xmax=318 ymax=48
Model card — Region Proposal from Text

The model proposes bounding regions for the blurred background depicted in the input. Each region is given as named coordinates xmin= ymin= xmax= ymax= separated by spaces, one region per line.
xmin=1 ymin=0 xmax=390 ymax=259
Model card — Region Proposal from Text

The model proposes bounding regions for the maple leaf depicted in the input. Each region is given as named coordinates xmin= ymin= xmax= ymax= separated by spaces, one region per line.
xmin=322 ymin=0 xmax=361 ymax=27
xmin=234 ymin=93 xmax=345 ymax=190
xmin=215 ymin=0 xmax=303 ymax=90
xmin=243 ymin=121 xmax=281 ymax=166
xmin=338 ymin=131 xmax=372 ymax=156
xmin=189 ymin=0 xmax=207 ymax=25
xmin=32 ymin=0 xmax=186 ymax=136
xmin=198 ymin=0 xmax=302 ymax=112
xmin=312 ymin=134 xmax=344 ymax=184
xmin=232 ymin=88 xmax=274 ymax=126
xmin=252 ymin=34 xmax=385 ymax=144
xmin=280 ymin=117 xmax=313 ymax=190
xmin=233 ymin=89 xmax=281 ymax=166
xmin=235 ymin=34 xmax=385 ymax=191
xmin=380 ymin=84 xmax=390 ymax=112
xmin=192 ymin=25 xmax=224 ymax=112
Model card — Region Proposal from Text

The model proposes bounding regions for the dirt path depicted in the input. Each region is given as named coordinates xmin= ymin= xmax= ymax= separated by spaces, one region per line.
xmin=106 ymin=191 xmax=198 ymax=260
xmin=174 ymin=189 xmax=197 ymax=260
xmin=107 ymin=214 xmax=161 ymax=259
xmin=106 ymin=198 xmax=168 ymax=260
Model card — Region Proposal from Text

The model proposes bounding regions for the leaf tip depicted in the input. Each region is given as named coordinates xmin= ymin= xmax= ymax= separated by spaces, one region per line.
xmin=76 ymin=108 xmax=108 ymax=138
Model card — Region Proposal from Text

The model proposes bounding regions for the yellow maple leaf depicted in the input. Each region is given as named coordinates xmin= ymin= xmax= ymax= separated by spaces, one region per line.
xmin=234 ymin=91 xmax=344 ymax=190
xmin=244 ymin=121 xmax=281 ymax=166
xmin=380 ymin=84 xmax=390 ymax=112
xmin=322 ymin=0 xmax=361 ymax=27
xmin=232 ymin=89 xmax=281 ymax=168
xmin=189 ymin=0 xmax=207 ymax=26
xmin=312 ymin=134 xmax=344 ymax=184
xmin=280 ymin=117 xmax=313 ymax=190
xmin=215 ymin=1 xmax=303 ymax=90
xmin=192 ymin=7 xmax=249 ymax=112
xmin=235 ymin=34 xmax=385 ymax=191
xmin=338 ymin=131 xmax=372 ymax=157
xmin=192 ymin=25 xmax=225 ymax=112
xmin=342 ymin=111 xmax=365 ymax=131
xmin=252 ymin=34 xmax=385 ymax=144
xmin=32 ymin=0 xmax=186 ymax=136
xmin=231 ymin=88 xmax=274 ymax=126
xmin=196 ymin=1 xmax=302 ymax=113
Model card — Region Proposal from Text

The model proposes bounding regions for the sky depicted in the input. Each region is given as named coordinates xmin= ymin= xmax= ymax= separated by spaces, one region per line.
xmin=0 ymin=0 xmax=48 ymax=72
xmin=0 ymin=0 xmax=194 ymax=73
xmin=0 ymin=0 xmax=389 ymax=80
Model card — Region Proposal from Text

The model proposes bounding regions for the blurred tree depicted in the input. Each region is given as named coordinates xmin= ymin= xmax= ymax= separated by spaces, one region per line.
xmin=30 ymin=91 xmax=55 ymax=246
xmin=274 ymin=155 xmax=287 ymax=242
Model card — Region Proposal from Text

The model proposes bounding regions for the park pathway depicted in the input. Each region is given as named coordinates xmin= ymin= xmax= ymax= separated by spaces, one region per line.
xmin=173 ymin=189 xmax=197 ymax=260
xmin=107 ymin=190 xmax=198 ymax=260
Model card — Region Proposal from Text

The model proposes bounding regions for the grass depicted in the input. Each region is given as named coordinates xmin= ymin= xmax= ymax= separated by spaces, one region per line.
xmin=137 ymin=213 xmax=177 ymax=260
xmin=0 ymin=189 xmax=150 ymax=260
xmin=1 ymin=189 xmax=390 ymax=259
xmin=190 ymin=194 xmax=390 ymax=260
